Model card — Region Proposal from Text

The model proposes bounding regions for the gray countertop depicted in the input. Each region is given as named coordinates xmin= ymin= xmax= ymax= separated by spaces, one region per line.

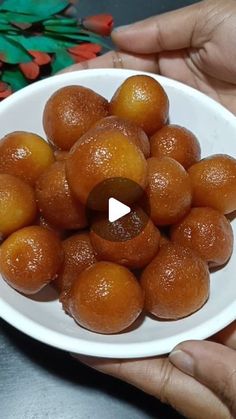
xmin=0 ymin=1 xmax=198 ymax=418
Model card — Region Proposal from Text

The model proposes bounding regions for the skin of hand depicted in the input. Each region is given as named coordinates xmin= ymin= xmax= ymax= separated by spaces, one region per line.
xmin=75 ymin=322 xmax=236 ymax=419
xmin=65 ymin=0 xmax=236 ymax=417
xmin=61 ymin=0 xmax=236 ymax=115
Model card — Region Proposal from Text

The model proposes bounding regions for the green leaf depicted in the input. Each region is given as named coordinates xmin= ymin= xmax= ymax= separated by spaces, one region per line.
xmin=2 ymin=29 xmax=20 ymax=35
xmin=8 ymin=34 xmax=74 ymax=52
xmin=40 ymin=34 xmax=77 ymax=48
xmin=45 ymin=25 xmax=80 ymax=34
xmin=0 ymin=35 xmax=32 ymax=63
xmin=49 ymin=32 xmax=110 ymax=49
xmin=2 ymin=69 xmax=28 ymax=91
xmin=51 ymin=49 xmax=75 ymax=74
xmin=0 ymin=15 xmax=20 ymax=29
xmin=0 ymin=17 xmax=9 ymax=24
xmin=44 ymin=18 xmax=77 ymax=26
xmin=0 ymin=0 xmax=69 ymax=19
xmin=0 ymin=23 xmax=13 ymax=30
xmin=2 ymin=11 xmax=43 ymax=23
xmin=49 ymin=32 xmax=89 ymax=40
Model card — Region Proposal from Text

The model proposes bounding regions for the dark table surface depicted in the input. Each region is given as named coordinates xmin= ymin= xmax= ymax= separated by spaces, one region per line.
xmin=0 ymin=1 xmax=199 ymax=418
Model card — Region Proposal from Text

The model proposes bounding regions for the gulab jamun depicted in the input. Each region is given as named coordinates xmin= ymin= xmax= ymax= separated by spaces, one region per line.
xmin=171 ymin=207 xmax=233 ymax=267
xmin=92 ymin=115 xmax=150 ymax=158
xmin=54 ymin=150 xmax=69 ymax=161
xmin=150 ymin=124 xmax=201 ymax=169
xmin=188 ymin=154 xmax=236 ymax=214
xmin=66 ymin=129 xmax=147 ymax=205
xmin=141 ymin=243 xmax=210 ymax=319
xmin=0 ymin=226 xmax=64 ymax=294
xmin=147 ymin=157 xmax=192 ymax=225
xmin=36 ymin=161 xmax=87 ymax=230
xmin=68 ymin=261 xmax=144 ymax=334
xmin=55 ymin=233 xmax=97 ymax=308
xmin=0 ymin=131 xmax=54 ymax=185
xmin=110 ymin=75 xmax=169 ymax=135
xmin=43 ymin=85 xmax=109 ymax=151
xmin=159 ymin=232 xmax=170 ymax=248
xmin=0 ymin=174 xmax=37 ymax=238
xmin=37 ymin=215 xmax=66 ymax=240
xmin=90 ymin=209 xmax=160 ymax=269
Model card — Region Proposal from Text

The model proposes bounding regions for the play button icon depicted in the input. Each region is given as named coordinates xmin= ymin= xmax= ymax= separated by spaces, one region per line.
xmin=86 ymin=177 xmax=150 ymax=242
xmin=108 ymin=198 xmax=131 ymax=222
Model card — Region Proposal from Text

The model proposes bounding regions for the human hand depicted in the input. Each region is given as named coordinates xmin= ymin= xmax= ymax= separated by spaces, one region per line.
xmin=76 ymin=321 xmax=236 ymax=419
xmin=61 ymin=0 xmax=236 ymax=115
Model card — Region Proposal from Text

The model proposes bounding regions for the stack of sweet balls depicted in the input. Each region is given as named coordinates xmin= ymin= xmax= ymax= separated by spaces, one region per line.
xmin=0 ymin=75 xmax=235 ymax=334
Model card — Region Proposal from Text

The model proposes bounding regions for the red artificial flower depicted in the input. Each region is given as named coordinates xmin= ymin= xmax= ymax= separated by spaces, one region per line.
xmin=71 ymin=43 xmax=102 ymax=54
xmin=29 ymin=51 xmax=51 ymax=66
xmin=0 ymin=82 xmax=8 ymax=92
xmin=19 ymin=51 xmax=51 ymax=80
xmin=0 ymin=82 xmax=12 ymax=100
xmin=19 ymin=62 xmax=40 ymax=80
xmin=0 ymin=53 xmax=7 ymax=63
xmin=68 ymin=43 xmax=102 ymax=62
xmin=83 ymin=14 xmax=114 ymax=37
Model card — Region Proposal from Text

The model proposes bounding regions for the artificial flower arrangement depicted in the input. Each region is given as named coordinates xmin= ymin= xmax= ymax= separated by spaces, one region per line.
xmin=0 ymin=0 xmax=113 ymax=99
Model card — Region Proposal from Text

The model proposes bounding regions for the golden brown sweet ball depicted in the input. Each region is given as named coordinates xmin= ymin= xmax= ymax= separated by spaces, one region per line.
xmin=90 ymin=209 xmax=160 ymax=269
xmin=150 ymin=124 xmax=201 ymax=169
xmin=141 ymin=243 xmax=210 ymax=320
xmin=37 ymin=215 xmax=66 ymax=240
xmin=188 ymin=154 xmax=236 ymax=214
xmin=92 ymin=115 xmax=150 ymax=158
xmin=171 ymin=207 xmax=233 ymax=267
xmin=110 ymin=75 xmax=169 ymax=135
xmin=43 ymin=85 xmax=109 ymax=151
xmin=0 ymin=174 xmax=37 ymax=238
xmin=159 ymin=232 xmax=170 ymax=248
xmin=0 ymin=131 xmax=54 ymax=185
xmin=0 ymin=226 xmax=64 ymax=295
xmin=66 ymin=129 xmax=147 ymax=205
xmin=35 ymin=161 xmax=87 ymax=230
xmin=67 ymin=261 xmax=144 ymax=334
xmin=54 ymin=150 xmax=69 ymax=161
xmin=147 ymin=157 xmax=192 ymax=226
xmin=55 ymin=233 xmax=97 ymax=309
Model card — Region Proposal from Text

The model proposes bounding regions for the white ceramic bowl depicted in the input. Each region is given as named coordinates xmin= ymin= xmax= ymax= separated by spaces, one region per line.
xmin=0 ymin=69 xmax=236 ymax=358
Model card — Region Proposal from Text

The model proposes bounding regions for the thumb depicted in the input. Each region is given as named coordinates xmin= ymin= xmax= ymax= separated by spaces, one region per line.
xmin=75 ymin=355 xmax=229 ymax=419
xmin=111 ymin=2 xmax=201 ymax=54
xmin=169 ymin=340 xmax=236 ymax=417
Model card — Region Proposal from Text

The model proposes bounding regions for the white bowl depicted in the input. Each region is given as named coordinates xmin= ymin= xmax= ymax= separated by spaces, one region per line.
xmin=0 ymin=69 xmax=236 ymax=358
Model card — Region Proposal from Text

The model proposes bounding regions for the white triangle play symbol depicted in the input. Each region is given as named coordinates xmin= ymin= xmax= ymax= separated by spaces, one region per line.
xmin=108 ymin=197 xmax=131 ymax=222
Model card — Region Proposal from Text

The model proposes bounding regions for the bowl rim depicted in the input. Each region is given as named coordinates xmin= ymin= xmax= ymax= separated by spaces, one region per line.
xmin=0 ymin=68 xmax=236 ymax=358
xmin=0 ymin=296 xmax=235 ymax=357
xmin=1 ymin=67 xmax=236 ymax=121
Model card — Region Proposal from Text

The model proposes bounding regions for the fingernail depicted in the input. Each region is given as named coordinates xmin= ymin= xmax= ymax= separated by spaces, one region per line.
xmin=113 ymin=24 xmax=131 ymax=32
xmin=169 ymin=349 xmax=194 ymax=376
